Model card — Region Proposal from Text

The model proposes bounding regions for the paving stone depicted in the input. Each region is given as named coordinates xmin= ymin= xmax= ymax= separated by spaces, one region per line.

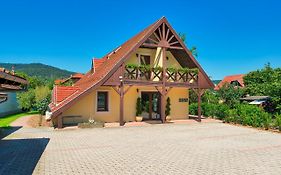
xmin=1 ymin=122 xmax=281 ymax=174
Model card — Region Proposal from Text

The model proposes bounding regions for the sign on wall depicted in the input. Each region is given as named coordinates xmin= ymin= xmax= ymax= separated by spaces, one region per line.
xmin=179 ymin=98 xmax=189 ymax=102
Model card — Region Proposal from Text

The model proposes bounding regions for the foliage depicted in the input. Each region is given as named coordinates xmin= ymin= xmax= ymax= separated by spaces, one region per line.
xmin=217 ymin=84 xmax=245 ymax=108
xmin=165 ymin=97 xmax=171 ymax=116
xmin=0 ymin=63 xmax=74 ymax=79
xmin=17 ymin=89 xmax=35 ymax=111
xmin=274 ymin=114 xmax=281 ymax=131
xmin=35 ymin=86 xmax=51 ymax=104
xmin=36 ymin=96 xmax=51 ymax=115
xmin=16 ymin=72 xmax=52 ymax=115
xmin=243 ymin=63 xmax=281 ymax=113
xmin=189 ymin=102 xmax=229 ymax=119
xmin=136 ymin=97 xmax=142 ymax=116
xmin=178 ymin=32 xmax=198 ymax=57
xmin=223 ymin=104 xmax=274 ymax=130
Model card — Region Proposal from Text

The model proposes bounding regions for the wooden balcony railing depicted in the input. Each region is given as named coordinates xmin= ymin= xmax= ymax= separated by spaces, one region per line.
xmin=124 ymin=64 xmax=198 ymax=84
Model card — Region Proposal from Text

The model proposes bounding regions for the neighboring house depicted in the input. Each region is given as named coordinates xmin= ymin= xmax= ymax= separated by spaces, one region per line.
xmin=0 ymin=67 xmax=28 ymax=117
xmin=214 ymin=74 xmax=245 ymax=90
xmin=55 ymin=73 xmax=84 ymax=85
xmin=240 ymin=96 xmax=270 ymax=107
xmin=49 ymin=17 xmax=214 ymax=128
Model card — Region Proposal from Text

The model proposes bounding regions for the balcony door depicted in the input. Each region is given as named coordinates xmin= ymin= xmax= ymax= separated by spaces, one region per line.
xmin=140 ymin=55 xmax=150 ymax=65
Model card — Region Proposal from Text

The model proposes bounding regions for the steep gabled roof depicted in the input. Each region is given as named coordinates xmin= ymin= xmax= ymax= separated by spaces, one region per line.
xmin=50 ymin=17 xmax=214 ymax=118
xmin=214 ymin=74 xmax=245 ymax=90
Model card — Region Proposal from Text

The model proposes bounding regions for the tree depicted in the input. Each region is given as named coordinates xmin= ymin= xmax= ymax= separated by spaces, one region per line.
xmin=217 ymin=84 xmax=245 ymax=108
xmin=178 ymin=32 xmax=198 ymax=57
xmin=244 ymin=63 xmax=281 ymax=113
xmin=17 ymin=89 xmax=35 ymax=111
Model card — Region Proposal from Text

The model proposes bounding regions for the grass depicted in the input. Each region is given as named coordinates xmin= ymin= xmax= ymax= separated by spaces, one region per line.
xmin=0 ymin=111 xmax=38 ymax=128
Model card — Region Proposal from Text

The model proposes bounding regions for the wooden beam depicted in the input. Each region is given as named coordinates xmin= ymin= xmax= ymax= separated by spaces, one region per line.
xmin=153 ymin=32 xmax=161 ymax=42
xmin=167 ymin=35 xmax=175 ymax=43
xmin=158 ymin=27 xmax=163 ymax=39
xmin=119 ymin=64 xmax=125 ymax=126
xmin=124 ymin=85 xmax=132 ymax=95
xmin=147 ymin=37 xmax=159 ymax=44
xmin=57 ymin=116 xmax=63 ymax=129
xmin=165 ymin=28 xmax=170 ymax=41
xmin=198 ymin=88 xmax=202 ymax=122
xmin=112 ymin=86 xmax=120 ymax=95
xmin=142 ymin=43 xmax=158 ymax=48
xmin=161 ymin=47 xmax=167 ymax=123
xmin=169 ymin=41 xmax=179 ymax=46
xmin=168 ymin=46 xmax=184 ymax=50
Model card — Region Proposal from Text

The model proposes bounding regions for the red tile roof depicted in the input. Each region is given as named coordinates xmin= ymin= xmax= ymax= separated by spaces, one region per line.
xmin=72 ymin=73 xmax=84 ymax=79
xmin=92 ymin=58 xmax=106 ymax=72
xmin=52 ymin=86 xmax=80 ymax=104
xmin=49 ymin=17 xmax=214 ymax=118
xmin=214 ymin=74 xmax=245 ymax=90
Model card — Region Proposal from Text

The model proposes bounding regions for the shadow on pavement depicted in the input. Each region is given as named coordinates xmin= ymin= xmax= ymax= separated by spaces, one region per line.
xmin=0 ymin=126 xmax=22 ymax=140
xmin=0 ymin=137 xmax=49 ymax=175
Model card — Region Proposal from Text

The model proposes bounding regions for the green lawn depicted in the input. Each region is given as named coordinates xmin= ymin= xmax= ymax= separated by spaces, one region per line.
xmin=0 ymin=111 xmax=38 ymax=128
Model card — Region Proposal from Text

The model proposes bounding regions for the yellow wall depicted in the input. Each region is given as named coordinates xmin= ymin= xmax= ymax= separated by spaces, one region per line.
xmin=58 ymin=86 xmax=189 ymax=124
xmin=126 ymin=48 xmax=182 ymax=69
xmin=57 ymin=48 xmax=188 ymax=125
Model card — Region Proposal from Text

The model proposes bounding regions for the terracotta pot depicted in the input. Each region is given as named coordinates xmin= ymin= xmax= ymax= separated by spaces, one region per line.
xmin=136 ymin=116 xmax=143 ymax=122
xmin=166 ymin=116 xmax=172 ymax=122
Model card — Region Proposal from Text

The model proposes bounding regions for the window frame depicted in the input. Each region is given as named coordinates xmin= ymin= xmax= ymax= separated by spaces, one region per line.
xmin=96 ymin=91 xmax=109 ymax=112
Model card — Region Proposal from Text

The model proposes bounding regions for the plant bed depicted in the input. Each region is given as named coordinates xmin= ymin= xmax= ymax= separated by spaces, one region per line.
xmin=78 ymin=121 xmax=104 ymax=128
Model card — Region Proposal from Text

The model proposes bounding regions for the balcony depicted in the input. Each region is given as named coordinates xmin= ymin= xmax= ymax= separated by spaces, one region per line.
xmin=124 ymin=64 xmax=199 ymax=84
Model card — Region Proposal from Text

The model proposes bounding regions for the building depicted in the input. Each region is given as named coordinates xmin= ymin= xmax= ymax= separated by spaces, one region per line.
xmin=214 ymin=74 xmax=245 ymax=90
xmin=0 ymin=67 xmax=28 ymax=117
xmin=49 ymin=17 xmax=214 ymax=128
xmin=54 ymin=73 xmax=84 ymax=85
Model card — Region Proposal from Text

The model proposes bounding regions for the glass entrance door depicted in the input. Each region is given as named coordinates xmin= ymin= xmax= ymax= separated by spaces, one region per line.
xmin=141 ymin=92 xmax=161 ymax=120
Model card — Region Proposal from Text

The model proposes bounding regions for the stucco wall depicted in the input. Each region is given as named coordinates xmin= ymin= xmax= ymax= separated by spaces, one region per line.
xmin=59 ymin=86 xmax=189 ymax=125
xmin=0 ymin=92 xmax=21 ymax=117
xmin=58 ymin=48 xmax=188 ymax=125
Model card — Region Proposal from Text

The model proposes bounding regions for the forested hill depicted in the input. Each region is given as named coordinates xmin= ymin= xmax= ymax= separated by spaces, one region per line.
xmin=0 ymin=63 xmax=75 ymax=79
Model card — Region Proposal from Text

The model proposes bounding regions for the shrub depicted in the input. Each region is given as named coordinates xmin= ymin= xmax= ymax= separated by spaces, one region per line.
xmin=215 ymin=104 xmax=230 ymax=120
xmin=136 ymin=97 xmax=142 ymax=116
xmin=261 ymin=112 xmax=272 ymax=130
xmin=224 ymin=109 xmax=238 ymax=123
xmin=189 ymin=103 xmax=198 ymax=115
xmin=274 ymin=114 xmax=281 ymax=131
xmin=165 ymin=97 xmax=171 ymax=116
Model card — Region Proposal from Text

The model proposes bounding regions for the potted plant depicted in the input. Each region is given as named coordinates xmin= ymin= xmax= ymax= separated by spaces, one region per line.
xmin=165 ymin=97 xmax=172 ymax=122
xmin=135 ymin=97 xmax=143 ymax=122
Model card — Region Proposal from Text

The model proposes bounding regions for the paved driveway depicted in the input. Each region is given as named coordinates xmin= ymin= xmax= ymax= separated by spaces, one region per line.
xmin=1 ymin=121 xmax=281 ymax=174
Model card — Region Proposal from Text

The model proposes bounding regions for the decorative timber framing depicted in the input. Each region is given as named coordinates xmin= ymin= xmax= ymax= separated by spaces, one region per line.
xmin=51 ymin=17 xmax=215 ymax=128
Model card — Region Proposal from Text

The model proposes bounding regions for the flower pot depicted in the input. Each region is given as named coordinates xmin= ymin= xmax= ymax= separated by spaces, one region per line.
xmin=166 ymin=116 xmax=172 ymax=122
xmin=136 ymin=116 xmax=143 ymax=122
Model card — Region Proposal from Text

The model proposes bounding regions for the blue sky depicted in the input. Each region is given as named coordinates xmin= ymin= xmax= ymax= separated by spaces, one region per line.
xmin=0 ymin=0 xmax=280 ymax=79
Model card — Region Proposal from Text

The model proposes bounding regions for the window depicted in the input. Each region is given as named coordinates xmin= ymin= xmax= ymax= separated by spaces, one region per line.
xmin=97 ymin=91 xmax=108 ymax=112
xmin=140 ymin=55 xmax=150 ymax=65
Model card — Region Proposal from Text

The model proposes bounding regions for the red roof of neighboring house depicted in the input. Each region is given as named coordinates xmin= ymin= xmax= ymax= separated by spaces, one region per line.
xmin=214 ymin=74 xmax=245 ymax=90
xmin=72 ymin=73 xmax=84 ymax=79
xmin=49 ymin=17 xmax=214 ymax=118
xmin=54 ymin=73 xmax=84 ymax=85
xmin=54 ymin=79 xmax=64 ymax=85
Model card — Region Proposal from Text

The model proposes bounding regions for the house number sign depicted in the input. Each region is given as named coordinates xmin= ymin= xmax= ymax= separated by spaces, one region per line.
xmin=179 ymin=98 xmax=188 ymax=102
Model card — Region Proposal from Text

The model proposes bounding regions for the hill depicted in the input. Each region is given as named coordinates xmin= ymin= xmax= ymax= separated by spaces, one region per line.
xmin=0 ymin=63 xmax=75 ymax=79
